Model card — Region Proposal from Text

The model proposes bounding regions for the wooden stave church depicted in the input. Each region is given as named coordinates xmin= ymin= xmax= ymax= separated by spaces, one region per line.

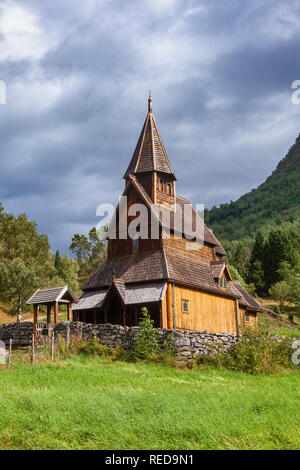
xmin=73 ymin=97 xmax=261 ymax=335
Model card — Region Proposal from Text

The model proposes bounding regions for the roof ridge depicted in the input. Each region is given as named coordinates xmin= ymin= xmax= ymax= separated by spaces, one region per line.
xmin=150 ymin=114 xmax=156 ymax=171
xmin=135 ymin=113 xmax=150 ymax=175
xmin=176 ymin=194 xmax=191 ymax=203
xmin=161 ymin=241 xmax=170 ymax=279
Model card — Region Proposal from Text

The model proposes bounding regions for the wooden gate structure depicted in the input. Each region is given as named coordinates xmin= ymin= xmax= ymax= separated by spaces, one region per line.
xmin=27 ymin=286 xmax=78 ymax=345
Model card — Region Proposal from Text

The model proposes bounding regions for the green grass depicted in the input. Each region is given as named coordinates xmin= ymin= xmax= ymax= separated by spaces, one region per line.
xmin=258 ymin=309 xmax=300 ymax=338
xmin=0 ymin=356 xmax=299 ymax=450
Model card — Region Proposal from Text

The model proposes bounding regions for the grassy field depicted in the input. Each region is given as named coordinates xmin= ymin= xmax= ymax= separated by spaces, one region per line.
xmin=258 ymin=298 xmax=300 ymax=338
xmin=0 ymin=355 xmax=299 ymax=450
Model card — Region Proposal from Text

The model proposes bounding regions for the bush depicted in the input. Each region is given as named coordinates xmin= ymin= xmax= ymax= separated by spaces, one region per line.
xmin=274 ymin=305 xmax=281 ymax=315
xmin=70 ymin=334 xmax=113 ymax=357
xmin=197 ymin=327 xmax=295 ymax=374
xmin=133 ymin=307 xmax=160 ymax=360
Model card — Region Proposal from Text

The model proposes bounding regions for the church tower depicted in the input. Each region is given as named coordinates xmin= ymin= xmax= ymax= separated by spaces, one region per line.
xmin=124 ymin=96 xmax=177 ymax=210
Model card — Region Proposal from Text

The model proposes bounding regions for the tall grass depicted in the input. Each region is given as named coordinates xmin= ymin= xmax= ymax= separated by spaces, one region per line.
xmin=0 ymin=356 xmax=299 ymax=450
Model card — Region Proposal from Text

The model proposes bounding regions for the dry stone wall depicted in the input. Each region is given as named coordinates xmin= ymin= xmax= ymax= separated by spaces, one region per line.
xmin=0 ymin=322 xmax=33 ymax=347
xmin=0 ymin=321 xmax=238 ymax=361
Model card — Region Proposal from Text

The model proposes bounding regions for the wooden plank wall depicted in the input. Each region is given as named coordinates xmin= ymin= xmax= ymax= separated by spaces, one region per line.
xmin=238 ymin=308 xmax=258 ymax=330
xmin=162 ymin=284 xmax=238 ymax=335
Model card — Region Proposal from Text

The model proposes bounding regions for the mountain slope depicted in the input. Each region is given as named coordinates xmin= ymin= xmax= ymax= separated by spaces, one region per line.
xmin=205 ymin=133 xmax=300 ymax=240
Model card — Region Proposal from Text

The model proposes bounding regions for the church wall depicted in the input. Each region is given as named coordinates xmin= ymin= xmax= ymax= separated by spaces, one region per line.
xmin=238 ymin=307 xmax=258 ymax=330
xmin=162 ymin=284 xmax=238 ymax=335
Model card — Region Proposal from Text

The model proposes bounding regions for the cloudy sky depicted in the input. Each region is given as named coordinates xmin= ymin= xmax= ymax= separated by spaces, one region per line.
xmin=1 ymin=0 xmax=300 ymax=253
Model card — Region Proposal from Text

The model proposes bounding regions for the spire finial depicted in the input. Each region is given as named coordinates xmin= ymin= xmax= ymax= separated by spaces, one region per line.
xmin=148 ymin=90 xmax=152 ymax=113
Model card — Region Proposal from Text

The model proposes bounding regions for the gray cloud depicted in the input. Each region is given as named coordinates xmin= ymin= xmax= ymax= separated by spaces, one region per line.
xmin=0 ymin=0 xmax=300 ymax=252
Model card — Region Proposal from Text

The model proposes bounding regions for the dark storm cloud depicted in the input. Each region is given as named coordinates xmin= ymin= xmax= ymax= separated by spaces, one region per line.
xmin=0 ymin=0 xmax=300 ymax=252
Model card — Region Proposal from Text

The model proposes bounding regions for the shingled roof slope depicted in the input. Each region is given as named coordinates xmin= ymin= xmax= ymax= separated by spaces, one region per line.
xmin=130 ymin=176 xmax=226 ymax=254
xmin=82 ymin=249 xmax=168 ymax=290
xmin=72 ymin=290 xmax=107 ymax=311
xmin=231 ymin=281 xmax=262 ymax=311
xmin=124 ymin=98 xmax=175 ymax=179
xmin=164 ymin=248 xmax=237 ymax=298
xmin=27 ymin=285 xmax=78 ymax=305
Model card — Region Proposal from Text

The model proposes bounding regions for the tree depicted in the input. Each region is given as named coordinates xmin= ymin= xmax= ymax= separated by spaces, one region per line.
xmin=52 ymin=254 xmax=79 ymax=295
xmin=268 ymin=281 xmax=290 ymax=310
xmin=228 ymin=265 xmax=256 ymax=295
xmin=277 ymin=257 xmax=300 ymax=322
xmin=69 ymin=234 xmax=91 ymax=263
xmin=264 ymin=228 xmax=295 ymax=290
xmin=0 ymin=212 xmax=53 ymax=319
xmin=88 ymin=227 xmax=107 ymax=271
xmin=247 ymin=231 xmax=266 ymax=295
xmin=69 ymin=227 xmax=107 ymax=280
xmin=54 ymin=250 xmax=62 ymax=274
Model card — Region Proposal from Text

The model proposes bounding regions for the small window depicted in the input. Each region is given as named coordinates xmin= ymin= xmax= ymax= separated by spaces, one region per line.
xmin=220 ymin=278 xmax=227 ymax=289
xmin=182 ymin=300 xmax=189 ymax=313
xmin=159 ymin=179 xmax=163 ymax=192
xmin=167 ymin=183 xmax=172 ymax=195
xmin=132 ymin=238 xmax=139 ymax=253
xmin=245 ymin=313 xmax=249 ymax=322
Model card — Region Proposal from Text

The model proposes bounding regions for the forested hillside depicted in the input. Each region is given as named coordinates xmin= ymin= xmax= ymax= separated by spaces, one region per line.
xmin=205 ymin=133 xmax=300 ymax=240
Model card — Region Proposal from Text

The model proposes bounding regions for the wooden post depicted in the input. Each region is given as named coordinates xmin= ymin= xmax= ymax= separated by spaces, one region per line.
xmin=235 ymin=299 xmax=240 ymax=338
xmin=66 ymin=325 xmax=70 ymax=350
xmin=104 ymin=304 xmax=108 ymax=323
xmin=166 ymin=283 xmax=173 ymax=330
xmin=31 ymin=334 xmax=35 ymax=364
xmin=33 ymin=304 xmax=38 ymax=347
xmin=51 ymin=332 xmax=55 ymax=361
xmin=54 ymin=302 xmax=58 ymax=324
xmin=8 ymin=339 xmax=12 ymax=368
xmin=67 ymin=303 xmax=71 ymax=322
xmin=47 ymin=304 xmax=51 ymax=325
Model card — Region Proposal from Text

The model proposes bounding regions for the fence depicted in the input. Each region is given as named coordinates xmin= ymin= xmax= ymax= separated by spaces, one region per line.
xmin=0 ymin=323 xmax=78 ymax=367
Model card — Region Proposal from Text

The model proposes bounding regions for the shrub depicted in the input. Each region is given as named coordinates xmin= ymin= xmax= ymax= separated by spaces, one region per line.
xmin=70 ymin=334 xmax=112 ymax=356
xmin=197 ymin=327 xmax=295 ymax=374
xmin=225 ymin=327 xmax=293 ymax=374
xmin=274 ymin=305 xmax=281 ymax=315
xmin=133 ymin=307 xmax=160 ymax=360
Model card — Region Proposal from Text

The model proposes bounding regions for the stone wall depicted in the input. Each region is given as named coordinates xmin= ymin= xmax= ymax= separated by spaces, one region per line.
xmin=0 ymin=322 xmax=33 ymax=347
xmin=0 ymin=321 xmax=238 ymax=361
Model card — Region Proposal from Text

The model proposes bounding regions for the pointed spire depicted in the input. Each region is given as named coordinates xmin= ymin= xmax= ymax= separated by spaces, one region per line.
xmin=124 ymin=96 xmax=176 ymax=180
xmin=148 ymin=91 xmax=152 ymax=113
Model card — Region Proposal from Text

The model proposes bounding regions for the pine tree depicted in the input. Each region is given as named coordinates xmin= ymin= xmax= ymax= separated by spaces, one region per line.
xmin=247 ymin=231 xmax=266 ymax=295
xmin=54 ymin=250 xmax=62 ymax=274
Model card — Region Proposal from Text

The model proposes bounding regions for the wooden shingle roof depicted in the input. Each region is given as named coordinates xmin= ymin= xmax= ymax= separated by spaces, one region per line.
xmin=27 ymin=285 xmax=78 ymax=305
xmin=82 ymin=250 xmax=168 ymax=291
xmin=230 ymin=281 xmax=262 ymax=311
xmin=124 ymin=98 xmax=176 ymax=179
xmin=130 ymin=175 xmax=227 ymax=254
xmin=72 ymin=289 xmax=107 ymax=310
xmin=74 ymin=282 xmax=167 ymax=311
